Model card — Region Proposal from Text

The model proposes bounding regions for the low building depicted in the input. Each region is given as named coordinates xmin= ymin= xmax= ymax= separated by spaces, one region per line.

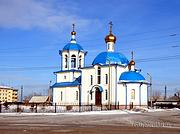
xmin=0 ymin=86 xmax=18 ymax=103
xmin=29 ymin=96 xmax=51 ymax=105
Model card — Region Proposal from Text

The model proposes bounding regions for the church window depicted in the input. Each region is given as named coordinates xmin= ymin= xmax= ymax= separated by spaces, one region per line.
xmin=90 ymin=75 xmax=93 ymax=85
xmin=105 ymin=74 xmax=108 ymax=84
xmin=79 ymin=56 xmax=82 ymax=68
xmin=131 ymin=89 xmax=135 ymax=100
xmin=61 ymin=91 xmax=63 ymax=101
xmin=65 ymin=55 xmax=68 ymax=68
xmin=90 ymin=91 xmax=93 ymax=100
xmin=97 ymin=66 xmax=101 ymax=84
xmin=76 ymin=91 xmax=78 ymax=101
xmin=105 ymin=89 xmax=108 ymax=100
xmin=71 ymin=55 xmax=76 ymax=68
xmin=108 ymin=44 xmax=110 ymax=50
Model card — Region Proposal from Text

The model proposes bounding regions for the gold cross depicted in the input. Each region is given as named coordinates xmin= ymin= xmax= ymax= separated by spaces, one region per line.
xmin=72 ymin=24 xmax=75 ymax=31
xmin=109 ymin=21 xmax=113 ymax=34
xmin=131 ymin=51 xmax=134 ymax=60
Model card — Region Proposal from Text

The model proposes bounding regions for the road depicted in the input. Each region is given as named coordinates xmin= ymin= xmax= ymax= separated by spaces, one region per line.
xmin=0 ymin=110 xmax=179 ymax=134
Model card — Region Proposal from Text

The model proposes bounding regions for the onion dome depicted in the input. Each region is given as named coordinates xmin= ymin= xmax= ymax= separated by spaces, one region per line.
xmin=119 ymin=71 xmax=145 ymax=81
xmin=63 ymin=43 xmax=84 ymax=51
xmin=92 ymin=52 xmax=129 ymax=66
xmin=62 ymin=24 xmax=84 ymax=52
xmin=105 ymin=21 xmax=116 ymax=43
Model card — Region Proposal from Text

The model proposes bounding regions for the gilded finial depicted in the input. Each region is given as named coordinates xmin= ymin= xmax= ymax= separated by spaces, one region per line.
xmin=129 ymin=51 xmax=135 ymax=66
xmin=71 ymin=23 xmax=76 ymax=35
xmin=109 ymin=21 xmax=113 ymax=34
xmin=105 ymin=21 xmax=116 ymax=43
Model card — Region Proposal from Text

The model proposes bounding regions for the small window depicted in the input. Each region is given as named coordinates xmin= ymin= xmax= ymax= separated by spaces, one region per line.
xmin=71 ymin=55 xmax=76 ymax=68
xmin=105 ymin=89 xmax=108 ymax=100
xmin=90 ymin=75 xmax=93 ymax=85
xmin=105 ymin=74 xmax=108 ymax=84
xmin=65 ymin=55 xmax=68 ymax=68
xmin=90 ymin=91 xmax=93 ymax=100
xmin=97 ymin=67 xmax=101 ymax=84
xmin=61 ymin=91 xmax=63 ymax=101
xmin=64 ymin=76 xmax=66 ymax=79
xmin=79 ymin=56 xmax=82 ymax=68
xmin=76 ymin=91 xmax=78 ymax=100
xmin=131 ymin=89 xmax=135 ymax=100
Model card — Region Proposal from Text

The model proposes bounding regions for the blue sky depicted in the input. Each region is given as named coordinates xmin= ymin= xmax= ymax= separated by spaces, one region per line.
xmin=0 ymin=0 xmax=180 ymax=97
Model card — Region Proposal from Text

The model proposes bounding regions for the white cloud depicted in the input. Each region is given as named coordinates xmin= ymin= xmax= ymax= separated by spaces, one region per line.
xmin=0 ymin=0 xmax=97 ymax=32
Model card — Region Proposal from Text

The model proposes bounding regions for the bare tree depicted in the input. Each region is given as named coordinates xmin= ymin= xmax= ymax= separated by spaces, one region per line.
xmin=152 ymin=90 xmax=161 ymax=101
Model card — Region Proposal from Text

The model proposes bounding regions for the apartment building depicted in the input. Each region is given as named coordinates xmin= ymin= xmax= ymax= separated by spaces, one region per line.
xmin=0 ymin=86 xmax=18 ymax=103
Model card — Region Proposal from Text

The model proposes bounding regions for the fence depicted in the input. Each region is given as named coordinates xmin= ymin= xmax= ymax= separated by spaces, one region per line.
xmin=0 ymin=102 xmax=147 ymax=113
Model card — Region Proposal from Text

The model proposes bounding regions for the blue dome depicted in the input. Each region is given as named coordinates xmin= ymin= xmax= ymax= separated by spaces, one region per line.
xmin=92 ymin=52 xmax=129 ymax=66
xmin=119 ymin=71 xmax=145 ymax=81
xmin=63 ymin=43 xmax=84 ymax=51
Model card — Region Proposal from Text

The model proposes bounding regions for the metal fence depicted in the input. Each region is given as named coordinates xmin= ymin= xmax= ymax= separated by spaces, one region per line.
xmin=0 ymin=102 xmax=145 ymax=113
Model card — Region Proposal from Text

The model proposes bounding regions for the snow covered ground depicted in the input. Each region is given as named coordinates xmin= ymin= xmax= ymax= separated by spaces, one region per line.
xmin=0 ymin=108 xmax=179 ymax=116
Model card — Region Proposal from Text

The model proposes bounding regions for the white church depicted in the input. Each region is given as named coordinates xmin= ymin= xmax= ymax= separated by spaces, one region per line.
xmin=52 ymin=23 xmax=149 ymax=109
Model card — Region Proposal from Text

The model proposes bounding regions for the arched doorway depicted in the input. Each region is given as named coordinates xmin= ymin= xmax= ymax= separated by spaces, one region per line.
xmin=95 ymin=87 xmax=102 ymax=105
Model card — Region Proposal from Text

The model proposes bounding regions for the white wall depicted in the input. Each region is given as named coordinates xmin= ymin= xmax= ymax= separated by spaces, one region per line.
xmin=53 ymin=87 xmax=79 ymax=105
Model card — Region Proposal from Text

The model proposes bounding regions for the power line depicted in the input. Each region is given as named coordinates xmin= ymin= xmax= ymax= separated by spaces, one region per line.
xmin=0 ymin=54 xmax=179 ymax=71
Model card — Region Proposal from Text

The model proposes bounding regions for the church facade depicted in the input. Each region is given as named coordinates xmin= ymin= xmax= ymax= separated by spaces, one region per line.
xmin=52 ymin=23 xmax=149 ymax=108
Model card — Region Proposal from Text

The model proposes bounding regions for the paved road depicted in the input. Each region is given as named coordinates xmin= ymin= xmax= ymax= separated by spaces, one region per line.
xmin=0 ymin=110 xmax=179 ymax=134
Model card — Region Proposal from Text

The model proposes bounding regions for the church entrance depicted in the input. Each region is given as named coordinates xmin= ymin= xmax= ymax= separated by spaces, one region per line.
xmin=95 ymin=87 xmax=102 ymax=105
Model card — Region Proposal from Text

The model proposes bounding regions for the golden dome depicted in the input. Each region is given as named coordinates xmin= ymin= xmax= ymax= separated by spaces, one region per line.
xmin=71 ymin=30 xmax=76 ymax=35
xmin=105 ymin=21 xmax=116 ymax=43
xmin=129 ymin=60 xmax=135 ymax=65
xmin=105 ymin=33 xmax=116 ymax=43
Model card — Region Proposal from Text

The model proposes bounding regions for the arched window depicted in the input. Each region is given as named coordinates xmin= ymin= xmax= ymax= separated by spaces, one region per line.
xmin=105 ymin=89 xmax=108 ymax=100
xmin=71 ymin=55 xmax=76 ymax=68
xmin=76 ymin=91 xmax=78 ymax=101
xmin=65 ymin=55 xmax=68 ymax=68
xmin=105 ymin=74 xmax=108 ymax=84
xmin=131 ymin=89 xmax=135 ymax=100
xmin=79 ymin=56 xmax=82 ymax=68
xmin=97 ymin=66 xmax=101 ymax=84
xmin=90 ymin=75 xmax=93 ymax=85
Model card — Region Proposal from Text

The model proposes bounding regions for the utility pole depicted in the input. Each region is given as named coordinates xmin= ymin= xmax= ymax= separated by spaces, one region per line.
xmin=164 ymin=85 xmax=167 ymax=100
xmin=147 ymin=73 xmax=152 ymax=107
xmin=107 ymin=59 xmax=111 ymax=110
xmin=21 ymin=85 xmax=23 ymax=102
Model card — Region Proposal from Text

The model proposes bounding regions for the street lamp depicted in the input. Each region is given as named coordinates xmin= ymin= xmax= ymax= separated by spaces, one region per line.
xmin=147 ymin=73 xmax=152 ymax=107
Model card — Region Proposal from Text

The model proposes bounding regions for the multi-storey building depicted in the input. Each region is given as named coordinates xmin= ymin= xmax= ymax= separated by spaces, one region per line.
xmin=0 ymin=86 xmax=18 ymax=103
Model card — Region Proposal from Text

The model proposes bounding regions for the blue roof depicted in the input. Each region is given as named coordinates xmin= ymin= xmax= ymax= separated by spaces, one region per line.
xmin=92 ymin=52 xmax=129 ymax=66
xmin=119 ymin=71 xmax=145 ymax=81
xmin=63 ymin=43 xmax=84 ymax=51
xmin=54 ymin=69 xmax=81 ymax=74
xmin=51 ymin=76 xmax=81 ymax=88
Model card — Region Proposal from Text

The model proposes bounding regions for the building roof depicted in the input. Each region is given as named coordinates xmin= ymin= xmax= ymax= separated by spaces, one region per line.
xmin=54 ymin=69 xmax=81 ymax=74
xmin=29 ymin=96 xmax=49 ymax=103
xmin=63 ymin=43 xmax=84 ymax=51
xmin=51 ymin=76 xmax=81 ymax=88
xmin=0 ymin=86 xmax=18 ymax=91
xmin=119 ymin=71 xmax=145 ymax=82
xmin=92 ymin=52 xmax=129 ymax=66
